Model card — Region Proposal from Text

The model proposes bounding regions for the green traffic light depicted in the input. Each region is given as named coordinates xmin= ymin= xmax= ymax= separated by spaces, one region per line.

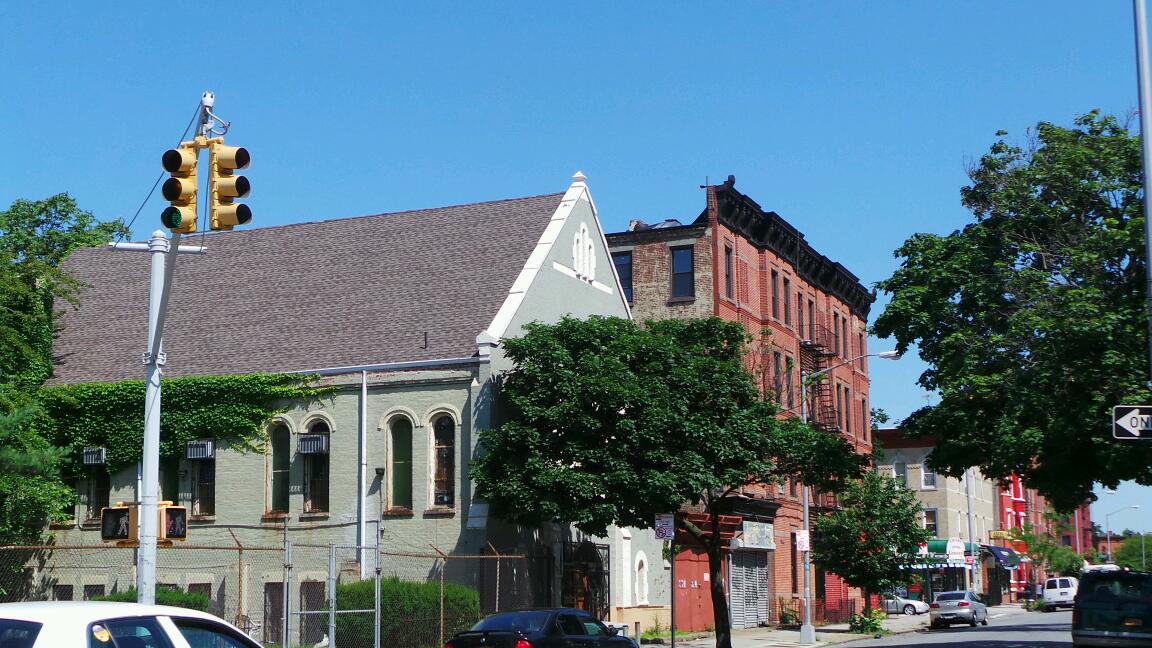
xmin=161 ymin=206 xmax=183 ymax=229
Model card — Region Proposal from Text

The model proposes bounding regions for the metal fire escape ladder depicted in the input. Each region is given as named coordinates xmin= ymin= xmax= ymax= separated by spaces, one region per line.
xmin=799 ymin=322 xmax=839 ymax=433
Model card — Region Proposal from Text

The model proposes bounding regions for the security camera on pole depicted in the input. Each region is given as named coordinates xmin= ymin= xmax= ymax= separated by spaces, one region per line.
xmin=107 ymin=91 xmax=252 ymax=604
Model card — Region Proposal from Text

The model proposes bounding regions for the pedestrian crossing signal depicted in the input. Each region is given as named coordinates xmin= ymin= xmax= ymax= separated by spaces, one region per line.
xmin=159 ymin=504 xmax=187 ymax=541
xmin=100 ymin=505 xmax=137 ymax=544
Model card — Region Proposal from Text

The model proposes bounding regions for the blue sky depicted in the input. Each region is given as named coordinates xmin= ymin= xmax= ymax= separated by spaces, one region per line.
xmin=2 ymin=2 xmax=1149 ymax=533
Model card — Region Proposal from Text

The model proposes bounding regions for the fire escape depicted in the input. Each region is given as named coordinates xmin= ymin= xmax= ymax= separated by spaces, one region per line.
xmin=799 ymin=320 xmax=842 ymax=510
xmin=799 ymin=321 xmax=839 ymax=433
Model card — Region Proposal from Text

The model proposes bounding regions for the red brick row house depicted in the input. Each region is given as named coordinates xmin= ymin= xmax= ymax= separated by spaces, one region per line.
xmin=606 ymin=175 xmax=876 ymax=630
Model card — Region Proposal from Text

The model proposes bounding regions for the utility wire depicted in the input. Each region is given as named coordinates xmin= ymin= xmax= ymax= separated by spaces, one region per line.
xmin=114 ymin=103 xmax=202 ymax=245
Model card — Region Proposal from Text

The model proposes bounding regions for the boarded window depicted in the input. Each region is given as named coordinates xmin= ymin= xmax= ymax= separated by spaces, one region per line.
xmin=391 ymin=419 xmax=413 ymax=510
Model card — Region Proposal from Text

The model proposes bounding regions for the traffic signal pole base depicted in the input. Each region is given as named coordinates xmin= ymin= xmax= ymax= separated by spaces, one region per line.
xmin=799 ymin=624 xmax=816 ymax=644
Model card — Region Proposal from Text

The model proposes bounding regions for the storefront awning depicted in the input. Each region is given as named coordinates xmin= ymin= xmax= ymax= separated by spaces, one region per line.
xmin=982 ymin=544 xmax=1021 ymax=567
xmin=925 ymin=539 xmax=981 ymax=556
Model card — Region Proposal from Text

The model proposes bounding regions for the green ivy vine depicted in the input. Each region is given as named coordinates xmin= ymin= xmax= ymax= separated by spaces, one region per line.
xmin=35 ymin=373 xmax=333 ymax=473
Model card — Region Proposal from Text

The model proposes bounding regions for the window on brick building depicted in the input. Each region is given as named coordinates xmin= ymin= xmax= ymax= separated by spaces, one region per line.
xmin=843 ymin=317 xmax=850 ymax=358
xmin=833 ymin=314 xmax=841 ymax=358
xmin=302 ymin=420 xmax=330 ymax=514
xmin=724 ymin=246 xmax=733 ymax=299
xmin=861 ymin=399 xmax=868 ymax=442
xmin=269 ymin=424 xmax=290 ymax=514
xmin=432 ymin=415 xmax=455 ymax=507
xmin=922 ymin=466 xmax=937 ymax=489
xmin=87 ymin=473 xmax=110 ymax=522
xmin=783 ymin=277 xmax=792 ymax=325
xmin=923 ymin=509 xmax=938 ymax=536
xmin=835 ymin=384 xmax=843 ymax=429
xmin=390 ymin=418 xmax=414 ymax=510
xmin=773 ymin=352 xmax=783 ymax=404
xmin=844 ymin=387 xmax=851 ymax=435
xmin=857 ymin=333 xmax=865 ymax=368
xmin=191 ymin=456 xmax=215 ymax=517
xmin=670 ymin=246 xmax=694 ymax=298
xmin=785 ymin=357 xmax=794 ymax=409
xmin=797 ymin=292 xmax=804 ymax=336
xmin=894 ymin=462 xmax=907 ymax=486
xmin=612 ymin=251 xmax=633 ymax=303
xmin=771 ymin=270 xmax=779 ymax=319
xmin=808 ymin=299 xmax=815 ymax=341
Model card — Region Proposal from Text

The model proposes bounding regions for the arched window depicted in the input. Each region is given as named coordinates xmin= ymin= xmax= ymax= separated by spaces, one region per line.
xmin=432 ymin=416 xmax=455 ymax=507
xmin=302 ymin=420 xmax=330 ymax=514
xmin=390 ymin=418 xmax=413 ymax=510
xmin=269 ymin=423 xmax=290 ymax=514
xmin=635 ymin=554 xmax=649 ymax=605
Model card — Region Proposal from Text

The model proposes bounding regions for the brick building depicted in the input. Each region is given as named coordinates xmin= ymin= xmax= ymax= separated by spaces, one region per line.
xmin=607 ymin=175 xmax=875 ymax=630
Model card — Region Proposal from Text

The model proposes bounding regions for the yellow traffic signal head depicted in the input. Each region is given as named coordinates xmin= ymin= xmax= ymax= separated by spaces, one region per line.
xmin=161 ymin=143 xmax=198 ymax=234
xmin=209 ymin=141 xmax=251 ymax=231
xmin=158 ymin=504 xmax=188 ymax=542
xmin=100 ymin=505 xmax=138 ymax=544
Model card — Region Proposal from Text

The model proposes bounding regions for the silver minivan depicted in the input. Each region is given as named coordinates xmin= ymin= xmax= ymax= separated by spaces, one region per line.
xmin=1044 ymin=576 xmax=1079 ymax=611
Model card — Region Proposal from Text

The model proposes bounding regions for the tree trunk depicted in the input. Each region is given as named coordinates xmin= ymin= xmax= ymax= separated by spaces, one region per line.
xmin=707 ymin=542 xmax=732 ymax=648
xmin=862 ymin=587 xmax=872 ymax=613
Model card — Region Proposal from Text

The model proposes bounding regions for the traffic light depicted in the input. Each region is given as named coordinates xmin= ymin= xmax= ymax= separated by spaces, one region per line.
xmin=160 ymin=144 xmax=199 ymax=234
xmin=158 ymin=503 xmax=188 ymax=542
xmin=100 ymin=504 xmax=138 ymax=544
xmin=208 ymin=141 xmax=251 ymax=231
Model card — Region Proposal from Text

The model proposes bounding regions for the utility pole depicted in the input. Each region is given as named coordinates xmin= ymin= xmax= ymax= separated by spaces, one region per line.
xmin=107 ymin=91 xmax=251 ymax=603
xmin=965 ymin=468 xmax=979 ymax=594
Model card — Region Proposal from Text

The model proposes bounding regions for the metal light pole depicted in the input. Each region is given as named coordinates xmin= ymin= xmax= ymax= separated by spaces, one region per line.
xmin=1105 ymin=505 xmax=1140 ymax=563
xmin=798 ymin=349 xmax=900 ymax=645
xmin=965 ymin=468 xmax=980 ymax=593
xmin=1133 ymin=0 xmax=1152 ymax=382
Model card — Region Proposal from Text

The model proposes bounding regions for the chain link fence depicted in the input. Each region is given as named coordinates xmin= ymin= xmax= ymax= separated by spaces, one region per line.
xmin=0 ymin=542 xmax=283 ymax=640
xmin=0 ymin=542 xmax=538 ymax=648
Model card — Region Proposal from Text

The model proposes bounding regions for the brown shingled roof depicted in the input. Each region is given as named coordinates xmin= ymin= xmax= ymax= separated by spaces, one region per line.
xmin=49 ymin=193 xmax=565 ymax=384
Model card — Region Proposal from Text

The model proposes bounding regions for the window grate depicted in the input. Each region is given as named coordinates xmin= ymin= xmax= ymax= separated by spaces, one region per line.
xmin=298 ymin=433 xmax=329 ymax=455
xmin=186 ymin=439 xmax=215 ymax=460
xmin=82 ymin=447 xmax=107 ymax=465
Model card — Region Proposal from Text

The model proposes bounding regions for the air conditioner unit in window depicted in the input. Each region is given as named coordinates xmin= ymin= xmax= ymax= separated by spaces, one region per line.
xmin=298 ymin=434 xmax=329 ymax=455
xmin=82 ymin=447 xmax=107 ymax=465
xmin=186 ymin=439 xmax=215 ymax=460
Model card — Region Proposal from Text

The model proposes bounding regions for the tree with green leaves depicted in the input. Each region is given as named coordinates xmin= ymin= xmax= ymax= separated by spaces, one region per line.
xmin=1113 ymin=533 xmax=1150 ymax=570
xmin=0 ymin=194 xmax=127 ymax=543
xmin=811 ymin=471 xmax=929 ymax=611
xmin=473 ymin=316 xmax=865 ymax=648
xmin=873 ymin=111 xmax=1152 ymax=512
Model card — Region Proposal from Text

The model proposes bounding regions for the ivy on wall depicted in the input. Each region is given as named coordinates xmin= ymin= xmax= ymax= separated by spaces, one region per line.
xmin=36 ymin=373 xmax=333 ymax=473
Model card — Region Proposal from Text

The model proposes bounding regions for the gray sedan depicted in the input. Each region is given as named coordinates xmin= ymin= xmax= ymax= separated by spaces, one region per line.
xmin=881 ymin=594 xmax=930 ymax=615
xmin=929 ymin=590 xmax=989 ymax=629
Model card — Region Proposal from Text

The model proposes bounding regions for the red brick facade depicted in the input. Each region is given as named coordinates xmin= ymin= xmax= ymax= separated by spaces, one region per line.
xmin=608 ymin=176 xmax=876 ymax=629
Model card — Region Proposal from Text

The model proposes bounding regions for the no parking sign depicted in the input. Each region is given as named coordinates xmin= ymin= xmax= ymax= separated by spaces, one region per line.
xmin=655 ymin=514 xmax=675 ymax=539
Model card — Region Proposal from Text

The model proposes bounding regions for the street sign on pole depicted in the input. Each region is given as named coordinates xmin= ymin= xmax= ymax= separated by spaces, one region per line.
xmin=1112 ymin=405 xmax=1152 ymax=439
xmin=655 ymin=514 xmax=675 ymax=540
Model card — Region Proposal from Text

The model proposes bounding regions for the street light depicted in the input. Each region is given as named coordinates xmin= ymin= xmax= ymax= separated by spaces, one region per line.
xmin=798 ymin=349 xmax=901 ymax=645
xmin=1106 ymin=505 xmax=1140 ymax=563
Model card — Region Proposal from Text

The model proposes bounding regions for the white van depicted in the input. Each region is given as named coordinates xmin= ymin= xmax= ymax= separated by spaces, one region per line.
xmin=1042 ymin=575 xmax=1078 ymax=610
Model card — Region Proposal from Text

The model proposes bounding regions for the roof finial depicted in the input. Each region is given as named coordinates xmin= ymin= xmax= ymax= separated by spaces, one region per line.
xmin=571 ymin=170 xmax=587 ymax=183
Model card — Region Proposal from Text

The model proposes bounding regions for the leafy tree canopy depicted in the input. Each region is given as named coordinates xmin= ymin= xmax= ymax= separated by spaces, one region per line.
xmin=0 ymin=193 xmax=127 ymax=542
xmin=873 ymin=111 xmax=1152 ymax=511
xmin=811 ymin=472 xmax=930 ymax=607
xmin=1113 ymin=533 xmax=1150 ymax=570
xmin=474 ymin=315 xmax=864 ymax=536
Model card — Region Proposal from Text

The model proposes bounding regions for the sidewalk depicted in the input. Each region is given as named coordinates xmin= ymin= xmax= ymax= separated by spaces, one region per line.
xmin=663 ymin=604 xmax=1030 ymax=648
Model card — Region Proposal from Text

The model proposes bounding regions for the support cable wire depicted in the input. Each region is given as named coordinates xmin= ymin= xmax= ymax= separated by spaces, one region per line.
xmin=113 ymin=102 xmax=202 ymax=245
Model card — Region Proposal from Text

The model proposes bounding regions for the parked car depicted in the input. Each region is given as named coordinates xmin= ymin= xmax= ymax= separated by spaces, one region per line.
xmin=444 ymin=608 xmax=638 ymax=648
xmin=929 ymin=590 xmax=989 ymax=629
xmin=1072 ymin=568 xmax=1152 ymax=647
xmin=1044 ymin=575 xmax=1080 ymax=611
xmin=0 ymin=600 xmax=260 ymax=647
xmin=880 ymin=593 xmax=929 ymax=615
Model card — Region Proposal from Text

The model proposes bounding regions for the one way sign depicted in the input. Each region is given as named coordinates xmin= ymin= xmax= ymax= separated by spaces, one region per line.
xmin=1112 ymin=405 xmax=1152 ymax=439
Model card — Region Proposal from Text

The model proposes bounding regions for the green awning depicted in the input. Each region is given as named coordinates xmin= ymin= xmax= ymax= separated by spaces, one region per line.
xmin=926 ymin=539 xmax=981 ymax=556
